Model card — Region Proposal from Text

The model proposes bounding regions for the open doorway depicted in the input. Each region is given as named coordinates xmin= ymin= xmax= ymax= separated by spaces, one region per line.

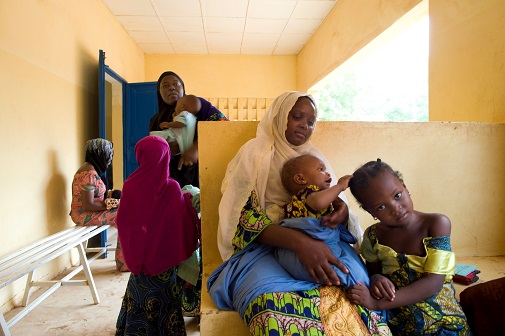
xmin=98 ymin=50 xmax=126 ymax=189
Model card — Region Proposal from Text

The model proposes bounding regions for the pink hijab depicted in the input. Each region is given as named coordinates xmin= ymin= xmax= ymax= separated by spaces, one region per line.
xmin=116 ymin=136 xmax=199 ymax=276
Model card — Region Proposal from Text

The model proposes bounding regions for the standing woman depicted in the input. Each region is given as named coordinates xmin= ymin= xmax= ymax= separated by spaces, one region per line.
xmin=115 ymin=136 xmax=200 ymax=335
xmin=149 ymin=71 xmax=228 ymax=317
xmin=148 ymin=71 xmax=228 ymax=188
xmin=70 ymin=138 xmax=127 ymax=272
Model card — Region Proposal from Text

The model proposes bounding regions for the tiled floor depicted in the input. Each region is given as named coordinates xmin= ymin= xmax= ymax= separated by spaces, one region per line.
xmin=4 ymin=228 xmax=200 ymax=336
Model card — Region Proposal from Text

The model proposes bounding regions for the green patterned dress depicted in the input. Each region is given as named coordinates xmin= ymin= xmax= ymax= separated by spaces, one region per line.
xmin=361 ymin=225 xmax=471 ymax=335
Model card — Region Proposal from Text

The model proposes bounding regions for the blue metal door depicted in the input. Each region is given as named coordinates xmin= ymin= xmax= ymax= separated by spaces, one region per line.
xmin=124 ymin=82 xmax=157 ymax=179
xmin=98 ymin=50 xmax=157 ymax=251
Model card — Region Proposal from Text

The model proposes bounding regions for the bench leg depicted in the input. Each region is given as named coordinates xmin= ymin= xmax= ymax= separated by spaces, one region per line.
xmin=76 ymin=243 xmax=100 ymax=304
xmin=21 ymin=271 xmax=35 ymax=307
xmin=0 ymin=312 xmax=11 ymax=336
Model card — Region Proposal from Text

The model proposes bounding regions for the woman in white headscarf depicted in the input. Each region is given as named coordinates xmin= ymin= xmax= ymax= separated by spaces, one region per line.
xmin=208 ymin=92 xmax=389 ymax=335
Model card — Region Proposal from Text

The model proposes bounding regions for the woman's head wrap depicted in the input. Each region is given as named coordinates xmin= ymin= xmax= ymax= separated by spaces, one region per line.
xmin=218 ymin=92 xmax=319 ymax=260
xmin=85 ymin=138 xmax=113 ymax=190
xmin=217 ymin=91 xmax=362 ymax=260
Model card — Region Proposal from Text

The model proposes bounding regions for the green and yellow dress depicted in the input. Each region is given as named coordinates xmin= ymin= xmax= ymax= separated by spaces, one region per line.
xmin=361 ymin=225 xmax=471 ymax=335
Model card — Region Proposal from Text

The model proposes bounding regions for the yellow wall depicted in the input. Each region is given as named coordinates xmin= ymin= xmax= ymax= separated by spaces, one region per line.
xmin=2 ymin=0 xmax=505 ymax=319
xmin=0 ymin=0 xmax=144 ymax=311
xmin=429 ymin=0 xmax=505 ymax=121
xmin=200 ymin=121 xmax=505 ymax=269
xmin=297 ymin=0 xmax=423 ymax=91
xmin=297 ymin=0 xmax=505 ymax=122
xmin=145 ymin=54 xmax=297 ymax=98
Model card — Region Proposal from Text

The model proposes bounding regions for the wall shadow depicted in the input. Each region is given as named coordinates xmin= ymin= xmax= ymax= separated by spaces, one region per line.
xmin=45 ymin=149 xmax=69 ymax=234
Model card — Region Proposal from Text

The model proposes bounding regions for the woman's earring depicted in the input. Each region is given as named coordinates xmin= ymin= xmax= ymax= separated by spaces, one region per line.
xmin=373 ymin=216 xmax=378 ymax=220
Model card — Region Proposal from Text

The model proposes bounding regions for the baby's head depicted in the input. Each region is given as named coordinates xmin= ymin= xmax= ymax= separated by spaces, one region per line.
xmin=281 ymin=154 xmax=332 ymax=195
xmin=175 ymin=94 xmax=201 ymax=115
xmin=349 ymin=158 xmax=408 ymax=217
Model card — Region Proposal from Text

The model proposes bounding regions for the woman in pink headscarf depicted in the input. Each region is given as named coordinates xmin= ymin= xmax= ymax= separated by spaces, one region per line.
xmin=115 ymin=136 xmax=200 ymax=336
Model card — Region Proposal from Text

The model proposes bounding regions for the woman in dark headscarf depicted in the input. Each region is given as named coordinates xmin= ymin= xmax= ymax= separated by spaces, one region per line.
xmin=148 ymin=71 xmax=228 ymax=316
xmin=148 ymin=71 xmax=228 ymax=189
xmin=70 ymin=138 xmax=128 ymax=272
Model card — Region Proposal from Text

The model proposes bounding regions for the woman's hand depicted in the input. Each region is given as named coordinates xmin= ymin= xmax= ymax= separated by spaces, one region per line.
xmin=178 ymin=143 xmax=198 ymax=169
xmin=370 ymin=274 xmax=396 ymax=301
xmin=295 ymin=236 xmax=349 ymax=286
xmin=321 ymin=197 xmax=349 ymax=229
xmin=257 ymin=224 xmax=348 ymax=286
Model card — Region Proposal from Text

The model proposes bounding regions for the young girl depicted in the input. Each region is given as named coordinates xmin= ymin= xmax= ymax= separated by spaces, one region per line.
xmin=347 ymin=159 xmax=471 ymax=335
xmin=115 ymin=136 xmax=200 ymax=334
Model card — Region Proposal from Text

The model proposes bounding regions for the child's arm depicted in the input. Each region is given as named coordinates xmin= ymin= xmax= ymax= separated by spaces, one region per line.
xmin=349 ymin=215 xmax=452 ymax=310
xmin=159 ymin=121 xmax=185 ymax=129
xmin=306 ymin=175 xmax=352 ymax=211
xmin=348 ymin=273 xmax=446 ymax=310
xmin=321 ymin=197 xmax=349 ymax=229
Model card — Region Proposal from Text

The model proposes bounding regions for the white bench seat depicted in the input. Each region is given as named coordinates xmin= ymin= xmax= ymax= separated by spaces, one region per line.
xmin=0 ymin=225 xmax=111 ymax=336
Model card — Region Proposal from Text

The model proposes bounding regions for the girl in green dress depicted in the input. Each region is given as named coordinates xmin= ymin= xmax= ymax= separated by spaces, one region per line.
xmin=347 ymin=159 xmax=471 ymax=335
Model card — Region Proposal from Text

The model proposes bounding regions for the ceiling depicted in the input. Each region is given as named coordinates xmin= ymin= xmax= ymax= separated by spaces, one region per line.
xmin=101 ymin=0 xmax=337 ymax=55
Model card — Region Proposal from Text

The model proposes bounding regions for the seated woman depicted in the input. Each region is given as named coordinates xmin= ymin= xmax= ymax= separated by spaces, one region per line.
xmin=207 ymin=91 xmax=390 ymax=335
xmin=69 ymin=138 xmax=128 ymax=272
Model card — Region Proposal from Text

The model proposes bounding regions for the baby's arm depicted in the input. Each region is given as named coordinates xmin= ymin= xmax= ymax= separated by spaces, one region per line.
xmin=159 ymin=121 xmax=186 ymax=129
xmin=306 ymin=175 xmax=351 ymax=212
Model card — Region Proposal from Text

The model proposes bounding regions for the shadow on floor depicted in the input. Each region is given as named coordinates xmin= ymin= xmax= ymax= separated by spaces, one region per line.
xmin=4 ymin=228 xmax=200 ymax=336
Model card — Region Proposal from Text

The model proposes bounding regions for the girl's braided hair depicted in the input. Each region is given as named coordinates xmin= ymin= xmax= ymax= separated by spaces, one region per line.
xmin=349 ymin=158 xmax=403 ymax=207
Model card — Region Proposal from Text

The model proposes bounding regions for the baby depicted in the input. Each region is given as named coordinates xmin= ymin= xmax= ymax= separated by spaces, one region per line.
xmin=150 ymin=94 xmax=201 ymax=154
xmin=275 ymin=154 xmax=370 ymax=287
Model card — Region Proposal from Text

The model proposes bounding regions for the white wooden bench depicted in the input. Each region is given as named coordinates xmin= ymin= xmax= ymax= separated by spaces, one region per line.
xmin=0 ymin=225 xmax=112 ymax=336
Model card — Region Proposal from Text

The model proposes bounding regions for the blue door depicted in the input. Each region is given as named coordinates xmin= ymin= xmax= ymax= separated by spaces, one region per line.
xmin=124 ymin=82 xmax=157 ymax=178
xmin=98 ymin=50 xmax=157 ymax=251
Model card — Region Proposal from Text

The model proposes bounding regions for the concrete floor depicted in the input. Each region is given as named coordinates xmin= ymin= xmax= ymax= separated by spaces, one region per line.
xmin=4 ymin=228 xmax=200 ymax=336
xmin=4 ymin=226 xmax=504 ymax=335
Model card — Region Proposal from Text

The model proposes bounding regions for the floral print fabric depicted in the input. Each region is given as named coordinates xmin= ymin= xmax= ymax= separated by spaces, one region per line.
xmin=235 ymin=191 xmax=389 ymax=336
xmin=115 ymin=267 xmax=186 ymax=335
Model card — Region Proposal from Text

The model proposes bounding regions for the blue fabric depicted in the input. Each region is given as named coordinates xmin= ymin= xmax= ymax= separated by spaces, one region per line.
xmin=207 ymin=243 xmax=318 ymax=317
xmin=275 ymin=217 xmax=370 ymax=287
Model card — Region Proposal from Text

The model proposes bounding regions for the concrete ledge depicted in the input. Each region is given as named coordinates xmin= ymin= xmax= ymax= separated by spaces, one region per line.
xmin=201 ymin=264 xmax=249 ymax=335
xmin=453 ymin=256 xmax=505 ymax=299
xmin=201 ymin=257 xmax=505 ymax=335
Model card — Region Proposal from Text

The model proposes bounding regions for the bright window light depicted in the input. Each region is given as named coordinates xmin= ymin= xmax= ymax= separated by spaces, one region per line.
xmin=312 ymin=15 xmax=429 ymax=122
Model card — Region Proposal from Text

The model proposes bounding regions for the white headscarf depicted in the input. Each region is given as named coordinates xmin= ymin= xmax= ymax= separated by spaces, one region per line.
xmin=217 ymin=91 xmax=362 ymax=261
